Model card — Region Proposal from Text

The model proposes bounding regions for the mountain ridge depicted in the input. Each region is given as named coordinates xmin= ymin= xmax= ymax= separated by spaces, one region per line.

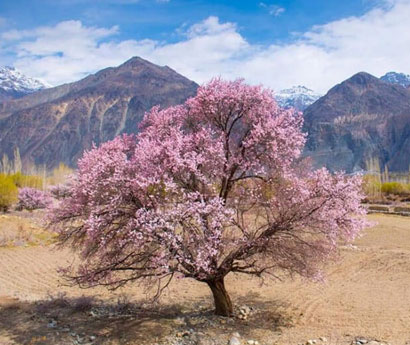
xmin=0 ymin=57 xmax=198 ymax=168
xmin=380 ymin=71 xmax=410 ymax=88
xmin=303 ymin=71 xmax=410 ymax=172
xmin=0 ymin=67 xmax=50 ymax=102
xmin=276 ymin=85 xmax=321 ymax=111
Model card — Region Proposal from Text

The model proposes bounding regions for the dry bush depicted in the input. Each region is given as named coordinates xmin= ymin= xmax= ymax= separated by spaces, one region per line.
xmin=47 ymin=163 xmax=73 ymax=186
xmin=362 ymin=174 xmax=382 ymax=202
xmin=0 ymin=214 xmax=55 ymax=247
xmin=0 ymin=222 xmax=34 ymax=247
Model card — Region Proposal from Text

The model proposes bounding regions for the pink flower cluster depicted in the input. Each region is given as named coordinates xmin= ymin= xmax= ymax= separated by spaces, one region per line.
xmin=17 ymin=187 xmax=52 ymax=211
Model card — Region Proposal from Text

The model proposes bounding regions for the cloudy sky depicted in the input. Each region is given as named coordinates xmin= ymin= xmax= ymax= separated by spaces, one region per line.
xmin=0 ymin=0 xmax=409 ymax=92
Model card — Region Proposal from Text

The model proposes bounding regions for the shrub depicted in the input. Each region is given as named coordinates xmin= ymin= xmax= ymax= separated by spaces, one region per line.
xmin=11 ymin=172 xmax=43 ymax=189
xmin=47 ymin=163 xmax=73 ymax=186
xmin=381 ymin=182 xmax=407 ymax=195
xmin=362 ymin=175 xmax=382 ymax=200
xmin=72 ymin=295 xmax=95 ymax=313
xmin=48 ymin=183 xmax=72 ymax=200
xmin=17 ymin=187 xmax=52 ymax=211
xmin=0 ymin=174 xmax=18 ymax=212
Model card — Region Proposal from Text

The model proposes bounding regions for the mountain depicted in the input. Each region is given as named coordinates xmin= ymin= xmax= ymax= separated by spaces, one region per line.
xmin=0 ymin=67 xmax=50 ymax=102
xmin=380 ymin=72 xmax=410 ymax=88
xmin=303 ymin=72 xmax=410 ymax=172
xmin=275 ymin=85 xmax=321 ymax=111
xmin=0 ymin=57 xmax=198 ymax=168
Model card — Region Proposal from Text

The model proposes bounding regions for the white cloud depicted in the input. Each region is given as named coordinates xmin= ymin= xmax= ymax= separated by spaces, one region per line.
xmin=1 ymin=0 xmax=410 ymax=92
xmin=259 ymin=3 xmax=285 ymax=16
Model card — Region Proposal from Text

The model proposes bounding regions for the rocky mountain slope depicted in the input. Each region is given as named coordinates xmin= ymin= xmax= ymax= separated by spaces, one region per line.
xmin=0 ymin=67 xmax=50 ymax=102
xmin=275 ymin=85 xmax=321 ymax=111
xmin=380 ymin=71 xmax=410 ymax=88
xmin=0 ymin=57 xmax=198 ymax=168
xmin=303 ymin=72 xmax=410 ymax=172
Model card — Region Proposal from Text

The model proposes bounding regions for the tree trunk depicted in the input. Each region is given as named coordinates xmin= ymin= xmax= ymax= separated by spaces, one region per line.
xmin=207 ymin=277 xmax=233 ymax=316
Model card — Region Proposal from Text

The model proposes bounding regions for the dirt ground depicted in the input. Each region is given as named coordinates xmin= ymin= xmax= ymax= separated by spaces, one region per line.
xmin=0 ymin=213 xmax=410 ymax=345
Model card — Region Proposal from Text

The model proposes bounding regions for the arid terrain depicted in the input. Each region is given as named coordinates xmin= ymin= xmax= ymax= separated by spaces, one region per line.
xmin=0 ymin=213 xmax=410 ymax=345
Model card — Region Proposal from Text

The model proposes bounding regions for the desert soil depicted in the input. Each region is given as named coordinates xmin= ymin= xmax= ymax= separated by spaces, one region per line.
xmin=0 ymin=213 xmax=410 ymax=345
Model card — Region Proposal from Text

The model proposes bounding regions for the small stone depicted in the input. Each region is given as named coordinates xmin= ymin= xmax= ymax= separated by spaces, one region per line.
xmin=247 ymin=341 xmax=255 ymax=345
xmin=174 ymin=317 xmax=186 ymax=326
xmin=306 ymin=340 xmax=315 ymax=345
xmin=175 ymin=330 xmax=190 ymax=338
xmin=355 ymin=338 xmax=368 ymax=345
xmin=229 ymin=336 xmax=241 ymax=345
xmin=319 ymin=338 xmax=327 ymax=343
xmin=232 ymin=332 xmax=241 ymax=338
xmin=47 ymin=319 xmax=57 ymax=328
xmin=89 ymin=335 xmax=96 ymax=341
xmin=240 ymin=306 xmax=251 ymax=314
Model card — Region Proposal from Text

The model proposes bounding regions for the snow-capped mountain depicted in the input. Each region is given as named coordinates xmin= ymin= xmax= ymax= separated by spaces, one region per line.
xmin=275 ymin=85 xmax=322 ymax=111
xmin=0 ymin=66 xmax=50 ymax=102
xmin=380 ymin=72 xmax=410 ymax=88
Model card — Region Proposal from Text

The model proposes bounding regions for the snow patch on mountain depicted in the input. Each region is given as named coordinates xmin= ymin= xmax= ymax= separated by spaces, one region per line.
xmin=275 ymin=85 xmax=322 ymax=111
xmin=380 ymin=72 xmax=410 ymax=88
xmin=0 ymin=67 xmax=50 ymax=100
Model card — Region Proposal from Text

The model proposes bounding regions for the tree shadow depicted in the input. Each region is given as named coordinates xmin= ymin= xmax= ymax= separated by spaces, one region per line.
xmin=0 ymin=292 xmax=295 ymax=345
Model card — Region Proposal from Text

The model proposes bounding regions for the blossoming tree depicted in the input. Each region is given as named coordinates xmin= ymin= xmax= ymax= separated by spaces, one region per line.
xmin=48 ymin=79 xmax=368 ymax=316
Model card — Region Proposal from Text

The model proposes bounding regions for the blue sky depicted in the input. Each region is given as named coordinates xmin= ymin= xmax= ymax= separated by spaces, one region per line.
xmin=0 ymin=0 xmax=375 ymax=44
xmin=1 ymin=0 xmax=409 ymax=92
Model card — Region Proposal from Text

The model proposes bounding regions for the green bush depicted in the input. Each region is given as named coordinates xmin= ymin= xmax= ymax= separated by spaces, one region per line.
xmin=381 ymin=182 xmax=407 ymax=195
xmin=10 ymin=172 xmax=43 ymax=189
xmin=0 ymin=174 xmax=18 ymax=212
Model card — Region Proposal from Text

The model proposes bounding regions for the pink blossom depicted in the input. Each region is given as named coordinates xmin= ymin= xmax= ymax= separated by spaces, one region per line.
xmin=48 ymin=79 xmax=369 ymax=315
xmin=17 ymin=187 xmax=52 ymax=211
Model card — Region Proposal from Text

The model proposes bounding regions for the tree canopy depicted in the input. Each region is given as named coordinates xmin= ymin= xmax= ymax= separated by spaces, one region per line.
xmin=48 ymin=79 xmax=368 ymax=316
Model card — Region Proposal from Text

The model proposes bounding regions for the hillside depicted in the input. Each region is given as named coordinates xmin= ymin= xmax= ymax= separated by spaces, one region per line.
xmin=303 ymin=72 xmax=410 ymax=172
xmin=0 ymin=57 xmax=198 ymax=168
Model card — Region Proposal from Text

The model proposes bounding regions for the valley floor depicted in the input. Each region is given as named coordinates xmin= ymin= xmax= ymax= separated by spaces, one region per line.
xmin=0 ymin=214 xmax=410 ymax=345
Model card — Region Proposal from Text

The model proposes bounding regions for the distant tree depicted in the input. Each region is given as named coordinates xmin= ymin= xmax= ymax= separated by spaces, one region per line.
xmin=48 ymin=163 xmax=73 ymax=186
xmin=13 ymin=147 xmax=22 ymax=173
xmin=1 ymin=154 xmax=11 ymax=174
xmin=48 ymin=79 xmax=368 ymax=316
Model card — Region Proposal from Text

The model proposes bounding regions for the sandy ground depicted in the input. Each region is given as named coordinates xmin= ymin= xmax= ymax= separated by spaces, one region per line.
xmin=0 ymin=213 xmax=410 ymax=345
